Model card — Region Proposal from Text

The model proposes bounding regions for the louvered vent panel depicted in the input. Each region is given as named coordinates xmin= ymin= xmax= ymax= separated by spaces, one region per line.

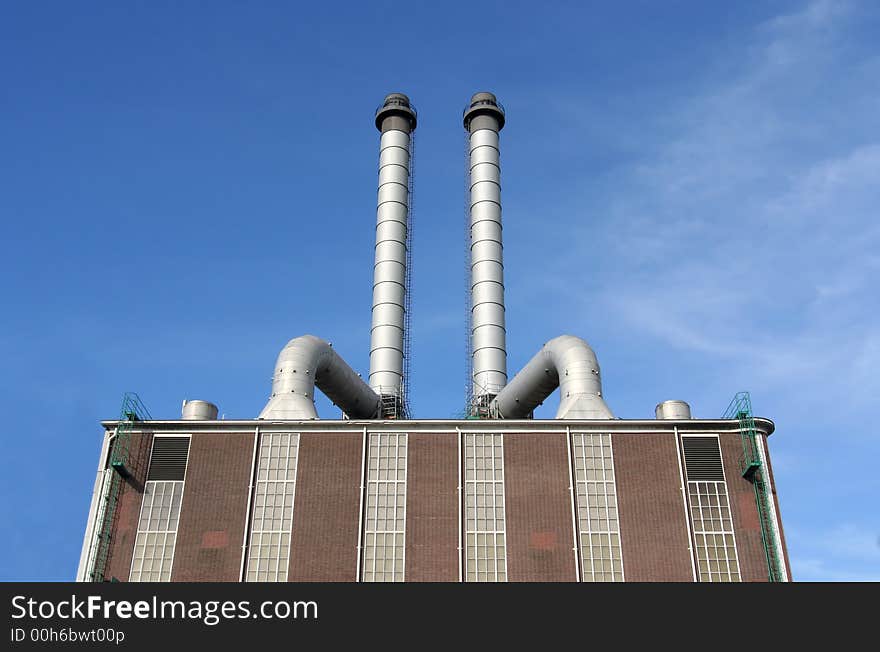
xmin=147 ymin=437 xmax=190 ymax=481
xmin=682 ymin=436 xmax=724 ymax=481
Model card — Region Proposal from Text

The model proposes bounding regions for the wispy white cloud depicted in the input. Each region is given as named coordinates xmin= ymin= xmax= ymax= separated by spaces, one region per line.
xmin=558 ymin=0 xmax=880 ymax=410
xmin=510 ymin=0 xmax=880 ymax=581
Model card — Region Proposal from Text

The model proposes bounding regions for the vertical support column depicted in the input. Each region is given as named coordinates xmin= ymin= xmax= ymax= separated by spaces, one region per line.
xmin=370 ymin=93 xmax=417 ymax=417
xmin=356 ymin=426 xmax=367 ymax=582
xmin=464 ymin=92 xmax=507 ymax=411
xmin=457 ymin=427 xmax=463 ymax=583
xmin=77 ymin=428 xmax=114 ymax=582
xmin=565 ymin=427 xmax=582 ymax=581
xmin=756 ymin=435 xmax=790 ymax=581
xmin=673 ymin=426 xmax=699 ymax=582
xmin=238 ymin=426 xmax=260 ymax=582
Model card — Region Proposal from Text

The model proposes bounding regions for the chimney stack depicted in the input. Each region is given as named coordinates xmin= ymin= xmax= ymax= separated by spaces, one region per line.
xmin=370 ymin=93 xmax=416 ymax=417
xmin=464 ymin=92 xmax=507 ymax=409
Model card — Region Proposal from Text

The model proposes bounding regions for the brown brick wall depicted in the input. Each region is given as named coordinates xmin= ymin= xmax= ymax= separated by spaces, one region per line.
xmin=97 ymin=423 xmax=790 ymax=583
xmin=405 ymin=433 xmax=459 ymax=581
xmin=171 ymin=433 xmax=254 ymax=582
xmin=105 ymin=432 xmax=153 ymax=582
xmin=614 ymin=433 xmax=693 ymax=581
xmin=720 ymin=434 xmax=770 ymax=582
xmin=503 ymin=434 xmax=576 ymax=582
xmin=288 ymin=432 xmax=362 ymax=581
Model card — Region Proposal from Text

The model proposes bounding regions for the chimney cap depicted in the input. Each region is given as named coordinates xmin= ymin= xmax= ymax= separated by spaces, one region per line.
xmin=463 ymin=91 xmax=505 ymax=130
xmin=375 ymin=92 xmax=417 ymax=131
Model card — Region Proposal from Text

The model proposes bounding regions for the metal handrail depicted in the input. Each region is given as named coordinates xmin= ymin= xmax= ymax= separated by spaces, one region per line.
xmin=462 ymin=98 xmax=505 ymax=117
xmin=376 ymin=99 xmax=418 ymax=118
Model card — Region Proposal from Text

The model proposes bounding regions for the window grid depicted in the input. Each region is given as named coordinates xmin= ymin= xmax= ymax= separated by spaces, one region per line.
xmin=463 ymin=433 xmax=507 ymax=582
xmin=571 ymin=433 xmax=624 ymax=582
xmin=245 ymin=432 xmax=300 ymax=582
xmin=130 ymin=481 xmax=184 ymax=582
xmin=688 ymin=481 xmax=741 ymax=582
xmin=362 ymin=432 xmax=407 ymax=582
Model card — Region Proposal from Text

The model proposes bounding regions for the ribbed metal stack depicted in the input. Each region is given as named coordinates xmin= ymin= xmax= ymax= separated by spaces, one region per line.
xmin=370 ymin=93 xmax=417 ymax=417
xmin=464 ymin=92 xmax=507 ymax=407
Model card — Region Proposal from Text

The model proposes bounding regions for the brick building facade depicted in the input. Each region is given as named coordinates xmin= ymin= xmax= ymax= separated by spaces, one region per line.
xmin=78 ymin=417 xmax=790 ymax=582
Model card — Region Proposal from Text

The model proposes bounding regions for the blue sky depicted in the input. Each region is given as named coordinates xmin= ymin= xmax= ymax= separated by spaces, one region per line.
xmin=1 ymin=0 xmax=877 ymax=581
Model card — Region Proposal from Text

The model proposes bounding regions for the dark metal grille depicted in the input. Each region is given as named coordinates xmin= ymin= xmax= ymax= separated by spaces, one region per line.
xmin=147 ymin=437 xmax=190 ymax=481
xmin=682 ymin=436 xmax=725 ymax=481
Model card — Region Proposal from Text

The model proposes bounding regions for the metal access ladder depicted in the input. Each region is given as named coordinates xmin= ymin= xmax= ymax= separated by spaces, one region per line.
xmin=87 ymin=392 xmax=151 ymax=582
xmin=723 ymin=392 xmax=784 ymax=582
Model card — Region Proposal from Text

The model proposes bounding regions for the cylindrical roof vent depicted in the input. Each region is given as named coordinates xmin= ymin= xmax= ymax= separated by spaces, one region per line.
xmin=655 ymin=400 xmax=692 ymax=420
xmin=181 ymin=399 xmax=219 ymax=420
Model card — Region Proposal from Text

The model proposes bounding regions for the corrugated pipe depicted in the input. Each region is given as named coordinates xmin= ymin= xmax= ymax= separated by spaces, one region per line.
xmin=259 ymin=335 xmax=379 ymax=420
xmin=490 ymin=335 xmax=614 ymax=419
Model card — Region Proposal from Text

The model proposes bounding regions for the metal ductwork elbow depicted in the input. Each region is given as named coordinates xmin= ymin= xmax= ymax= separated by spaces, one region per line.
xmin=259 ymin=335 xmax=380 ymax=420
xmin=489 ymin=335 xmax=614 ymax=420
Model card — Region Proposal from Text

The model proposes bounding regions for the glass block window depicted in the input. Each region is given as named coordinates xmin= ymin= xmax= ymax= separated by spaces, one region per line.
xmin=130 ymin=480 xmax=184 ymax=581
xmin=362 ymin=432 xmax=407 ymax=582
xmin=571 ymin=433 xmax=624 ymax=582
xmin=688 ymin=481 xmax=741 ymax=582
xmin=244 ymin=432 xmax=300 ymax=582
xmin=463 ymin=433 xmax=507 ymax=582
xmin=681 ymin=435 xmax=741 ymax=582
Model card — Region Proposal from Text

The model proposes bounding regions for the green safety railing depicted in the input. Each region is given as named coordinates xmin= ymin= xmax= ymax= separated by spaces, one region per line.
xmin=723 ymin=392 xmax=784 ymax=582
xmin=88 ymin=392 xmax=151 ymax=582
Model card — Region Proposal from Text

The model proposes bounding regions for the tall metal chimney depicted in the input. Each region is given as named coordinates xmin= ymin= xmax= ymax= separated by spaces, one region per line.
xmin=370 ymin=93 xmax=416 ymax=417
xmin=464 ymin=92 xmax=507 ymax=410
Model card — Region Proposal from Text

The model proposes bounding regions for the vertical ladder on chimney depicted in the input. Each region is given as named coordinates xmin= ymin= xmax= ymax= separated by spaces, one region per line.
xmin=723 ymin=392 xmax=784 ymax=582
xmin=463 ymin=130 xmax=476 ymax=417
xmin=88 ymin=392 xmax=151 ymax=582
xmin=401 ymin=129 xmax=414 ymax=420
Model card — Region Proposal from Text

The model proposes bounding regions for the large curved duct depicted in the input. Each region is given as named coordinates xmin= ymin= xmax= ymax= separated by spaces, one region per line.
xmin=370 ymin=93 xmax=417 ymax=416
xmin=259 ymin=335 xmax=380 ymax=420
xmin=464 ymin=92 xmax=507 ymax=402
xmin=489 ymin=335 xmax=614 ymax=420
